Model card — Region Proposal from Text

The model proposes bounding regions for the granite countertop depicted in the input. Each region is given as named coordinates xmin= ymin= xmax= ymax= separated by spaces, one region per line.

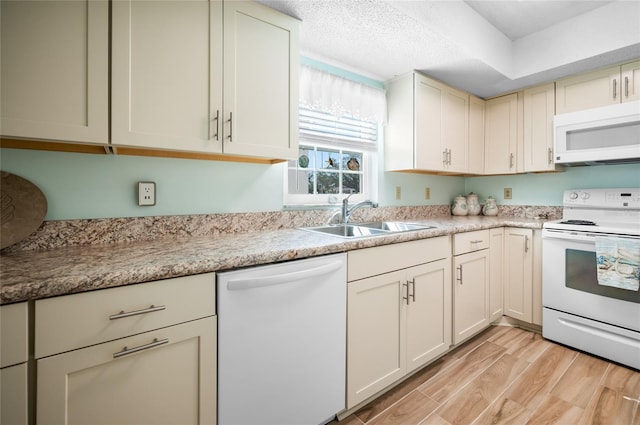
xmin=0 ymin=215 xmax=547 ymax=304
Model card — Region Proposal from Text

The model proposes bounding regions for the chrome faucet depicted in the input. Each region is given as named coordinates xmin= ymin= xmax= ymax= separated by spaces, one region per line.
xmin=341 ymin=193 xmax=378 ymax=224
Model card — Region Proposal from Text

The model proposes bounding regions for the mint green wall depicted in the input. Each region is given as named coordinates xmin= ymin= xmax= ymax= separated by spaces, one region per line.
xmin=465 ymin=163 xmax=640 ymax=206
xmin=0 ymin=147 xmax=464 ymax=221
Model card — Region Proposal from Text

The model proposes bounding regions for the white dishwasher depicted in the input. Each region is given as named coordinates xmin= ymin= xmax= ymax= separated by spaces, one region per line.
xmin=217 ymin=253 xmax=347 ymax=425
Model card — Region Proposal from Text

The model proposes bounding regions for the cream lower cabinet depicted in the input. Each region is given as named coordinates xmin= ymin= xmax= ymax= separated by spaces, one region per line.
xmin=35 ymin=273 xmax=217 ymax=425
xmin=1 ymin=302 xmax=30 ymax=425
xmin=488 ymin=228 xmax=504 ymax=322
xmin=346 ymin=237 xmax=451 ymax=409
xmin=452 ymin=230 xmax=490 ymax=344
xmin=503 ymin=228 xmax=534 ymax=323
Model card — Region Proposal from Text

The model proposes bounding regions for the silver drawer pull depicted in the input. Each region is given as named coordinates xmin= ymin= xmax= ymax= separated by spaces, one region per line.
xmin=109 ymin=305 xmax=166 ymax=320
xmin=470 ymin=240 xmax=484 ymax=244
xmin=113 ymin=338 xmax=169 ymax=359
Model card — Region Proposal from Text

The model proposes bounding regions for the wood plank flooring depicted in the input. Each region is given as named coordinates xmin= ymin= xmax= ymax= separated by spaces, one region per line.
xmin=333 ymin=326 xmax=640 ymax=425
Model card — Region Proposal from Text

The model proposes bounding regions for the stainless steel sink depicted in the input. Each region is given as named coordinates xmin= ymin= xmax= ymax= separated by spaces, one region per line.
xmin=300 ymin=224 xmax=388 ymax=238
xmin=299 ymin=221 xmax=435 ymax=238
xmin=357 ymin=221 xmax=435 ymax=232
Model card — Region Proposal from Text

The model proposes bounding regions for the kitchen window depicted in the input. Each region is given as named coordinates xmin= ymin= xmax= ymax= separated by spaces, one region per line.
xmin=285 ymin=65 xmax=385 ymax=207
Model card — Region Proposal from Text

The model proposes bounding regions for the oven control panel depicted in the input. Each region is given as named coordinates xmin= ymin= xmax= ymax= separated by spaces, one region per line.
xmin=563 ymin=188 xmax=640 ymax=209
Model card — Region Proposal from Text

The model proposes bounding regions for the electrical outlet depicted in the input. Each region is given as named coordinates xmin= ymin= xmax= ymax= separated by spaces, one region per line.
xmin=395 ymin=186 xmax=402 ymax=200
xmin=504 ymin=187 xmax=512 ymax=199
xmin=138 ymin=182 xmax=156 ymax=206
xmin=425 ymin=187 xmax=431 ymax=200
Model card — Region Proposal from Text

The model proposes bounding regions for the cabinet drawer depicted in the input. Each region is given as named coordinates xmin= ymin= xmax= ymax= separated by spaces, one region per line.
xmin=35 ymin=273 xmax=215 ymax=359
xmin=453 ymin=230 xmax=490 ymax=255
xmin=348 ymin=236 xmax=450 ymax=281
xmin=1 ymin=302 xmax=29 ymax=367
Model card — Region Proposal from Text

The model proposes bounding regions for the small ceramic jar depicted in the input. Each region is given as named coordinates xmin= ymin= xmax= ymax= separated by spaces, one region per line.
xmin=466 ymin=193 xmax=481 ymax=216
xmin=482 ymin=197 xmax=498 ymax=216
xmin=451 ymin=195 xmax=468 ymax=216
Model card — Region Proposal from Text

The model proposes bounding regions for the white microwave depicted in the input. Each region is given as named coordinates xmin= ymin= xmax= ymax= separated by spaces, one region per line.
xmin=554 ymin=100 xmax=640 ymax=165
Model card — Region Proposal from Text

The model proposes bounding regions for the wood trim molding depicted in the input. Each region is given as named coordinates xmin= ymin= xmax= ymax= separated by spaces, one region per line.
xmin=1 ymin=138 xmax=288 ymax=165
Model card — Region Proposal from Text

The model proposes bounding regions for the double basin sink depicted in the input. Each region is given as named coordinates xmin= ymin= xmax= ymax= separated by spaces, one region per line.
xmin=301 ymin=221 xmax=435 ymax=238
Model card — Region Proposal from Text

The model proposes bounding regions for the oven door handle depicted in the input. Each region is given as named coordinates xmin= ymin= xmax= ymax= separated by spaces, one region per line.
xmin=542 ymin=229 xmax=639 ymax=243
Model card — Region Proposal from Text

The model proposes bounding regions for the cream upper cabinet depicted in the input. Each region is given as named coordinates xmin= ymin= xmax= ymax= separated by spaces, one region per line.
xmin=0 ymin=0 xmax=109 ymax=144
xmin=346 ymin=237 xmax=451 ymax=409
xmin=503 ymin=228 xmax=533 ymax=323
xmin=523 ymin=83 xmax=562 ymax=173
xmin=555 ymin=60 xmax=640 ymax=114
xmin=484 ymin=93 xmax=519 ymax=175
xmin=385 ymin=72 xmax=469 ymax=173
xmin=111 ymin=0 xmax=299 ymax=160
xmin=468 ymin=95 xmax=486 ymax=175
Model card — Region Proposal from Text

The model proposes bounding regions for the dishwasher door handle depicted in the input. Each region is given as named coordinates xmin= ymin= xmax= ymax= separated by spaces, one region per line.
xmin=226 ymin=261 xmax=343 ymax=291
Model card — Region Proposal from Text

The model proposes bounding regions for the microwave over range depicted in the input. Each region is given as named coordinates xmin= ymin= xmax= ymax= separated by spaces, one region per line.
xmin=554 ymin=100 xmax=640 ymax=165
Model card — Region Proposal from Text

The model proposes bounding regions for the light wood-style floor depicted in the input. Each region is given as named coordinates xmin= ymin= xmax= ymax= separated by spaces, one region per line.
xmin=333 ymin=326 xmax=640 ymax=425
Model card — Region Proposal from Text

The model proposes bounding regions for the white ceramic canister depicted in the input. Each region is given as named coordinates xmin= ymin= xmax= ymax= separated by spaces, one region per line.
xmin=451 ymin=195 xmax=468 ymax=216
xmin=466 ymin=193 xmax=481 ymax=216
xmin=482 ymin=196 xmax=498 ymax=216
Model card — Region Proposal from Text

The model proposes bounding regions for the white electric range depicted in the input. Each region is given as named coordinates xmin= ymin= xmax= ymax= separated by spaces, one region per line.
xmin=542 ymin=188 xmax=640 ymax=370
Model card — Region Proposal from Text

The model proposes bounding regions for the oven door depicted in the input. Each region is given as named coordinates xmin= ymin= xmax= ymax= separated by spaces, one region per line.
xmin=542 ymin=228 xmax=640 ymax=331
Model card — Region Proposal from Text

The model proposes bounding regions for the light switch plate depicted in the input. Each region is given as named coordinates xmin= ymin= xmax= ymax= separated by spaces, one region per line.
xmin=138 ymin=182 xmax=156 ymax=206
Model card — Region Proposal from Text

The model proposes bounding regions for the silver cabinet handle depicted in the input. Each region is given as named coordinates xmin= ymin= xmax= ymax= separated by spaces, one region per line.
xmin=625 ymin=76 xmax=629 ymax=98
xmin=525 ymin=235 xmax=530 ymax=253
xmin=447 ymin=149 xmax=452 ymax=165
xmin=509 ymin=153 xmax=514 ymax=169
xmin=470 ymin=239 xmax=484 ymax=244
xmin=409 ymin=279 xmax=416 ymax=302
xmin=109 ymin=305 xmax=166 ymax=320
xmin=548 ymin=147 xmax=553 ymax=165
xmin=113 ymin=338 xmax=169 ymax=359
xmin=212 ymin=110 xmax=220 ymax=141
xmin=456 ymin=266 xmax=463 ymax=285
xmin=442 ymin=150 xmax=447 ymax=166
xmin=227 ymin=112 xmax=233 ymax=141
xmin=402 ymin=282 xmax=410 ymax=305
xmin=613 ymin=78 xmax=617 ymax=100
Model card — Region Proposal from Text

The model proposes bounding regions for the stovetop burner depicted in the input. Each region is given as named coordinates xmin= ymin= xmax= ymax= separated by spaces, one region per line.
xmin=559 ymin=220 xmax=597 ymax=226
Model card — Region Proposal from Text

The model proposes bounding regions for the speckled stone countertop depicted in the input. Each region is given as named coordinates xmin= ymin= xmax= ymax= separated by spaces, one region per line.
xmin=0 ymin=214 xmax=549 ymax=304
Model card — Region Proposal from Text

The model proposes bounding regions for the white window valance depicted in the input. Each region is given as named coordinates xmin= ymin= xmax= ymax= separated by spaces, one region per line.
xmin=299 ymin=65 xmax=386 ymax=124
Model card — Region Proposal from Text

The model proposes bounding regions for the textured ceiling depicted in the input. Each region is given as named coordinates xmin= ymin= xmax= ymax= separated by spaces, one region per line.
xmin=256 ymin=0 xmax=640 ymax=98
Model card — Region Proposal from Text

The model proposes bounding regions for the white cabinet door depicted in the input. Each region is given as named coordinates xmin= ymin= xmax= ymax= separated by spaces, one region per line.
xmin=453 ymin=249 xmax=489 ymax=344
xmin=443 ymin=87 xmax=469 ymax=173
xmin=406 ymin=259 xmax=452 ymax=374
xmin=503 ymin=228 xmax=533 ymax=323
xmin=415 ymin=75 xmax=446 ymax=171
xmin=1 ymin=364 xmax=28 ymax=425
xmin=523 ymin=83 xmax=558 ymax=172
xmin=621 ymin=60 xmax=640 ymax=103
xmin=468 ymin=95 xmax=485 ymax=175
xmin=489 ymin=228 xmax=504 ymax=322
xmin=555 ymin=65 xmax=620 ymax=114
xmin=484 ymin=93 xmax=518 ymax=174
xmin=0 ymin=0 xmax=109 ymax=144
xmin=111 ymin=0 xmax=221 ymax=153
xmin=37 ymin=317 xmax=216 ymax=425
xmin=347 ymin=270 xmax=405 ymax=409
xmin=222 ymin=1 xmax=299 ymax=160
